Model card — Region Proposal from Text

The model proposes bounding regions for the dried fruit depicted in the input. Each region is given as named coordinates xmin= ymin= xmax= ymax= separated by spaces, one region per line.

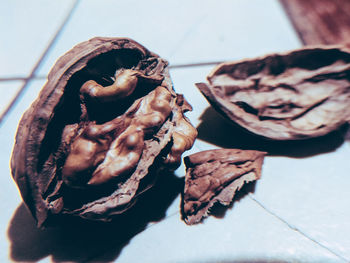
xmin=196 ymin=46 xmax=350 ymax=140
xmin=182 ymin=149 xmax=266 ymax=225
xmin=11 ymin=37 xmax=197 ymax=226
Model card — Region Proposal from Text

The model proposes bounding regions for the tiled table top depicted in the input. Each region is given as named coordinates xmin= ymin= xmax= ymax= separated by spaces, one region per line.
xmin=1 ymin=1 xmax=349 ymax=262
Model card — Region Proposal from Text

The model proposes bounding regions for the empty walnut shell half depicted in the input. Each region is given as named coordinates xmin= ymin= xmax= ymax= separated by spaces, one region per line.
xmin=196 ymin=46 xmax=350 ymax=140
xmin=11 ymin=37 xmax=197 ymax=227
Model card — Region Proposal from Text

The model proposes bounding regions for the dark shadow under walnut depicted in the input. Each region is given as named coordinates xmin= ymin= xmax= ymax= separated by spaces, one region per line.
xmin=11 ymin=37 xmax=197 ymax=227
xmin=8 ymin=171 xmax=183 ymax=262
xmin=196 ymin=46 xmax=350 ymax=140
xmin=182 ymin=149 xmax=266 ymax=225
xmin=196 ymin=107 xmax=347 ymax=159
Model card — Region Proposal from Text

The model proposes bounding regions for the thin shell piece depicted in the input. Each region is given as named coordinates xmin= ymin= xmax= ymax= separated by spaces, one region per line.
xmin=196 ymin=46 xmax=350 ymax=140
xmin=182 ymin=148 xmax=266 ymax=225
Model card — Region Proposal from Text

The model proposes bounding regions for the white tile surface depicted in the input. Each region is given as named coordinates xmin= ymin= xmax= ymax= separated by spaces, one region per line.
xmin=0 ymin=0 xmax=75 ymax=78
xmin=165 ymin=0 xmax=302 ymax=65
xmin=37 ymin=0 xmax=301 ymax=76
xmin=0 ymin=81 xmax=24 ymax=117
xmin=115 ymin=196 xmax=343 ymax=263
xmin=253 ymin=143 xmax=350 ymax=261
xmin=170 ymin=65 xmax=214 ymax=128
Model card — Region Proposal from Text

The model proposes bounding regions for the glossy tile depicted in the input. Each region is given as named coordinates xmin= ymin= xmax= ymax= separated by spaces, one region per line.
xmin=170 ymin=65 xmax=213 ymax=128
xmin=0 ymin=81 xmax=24 ymax=118
xmin=253 ymin=143 xmax=350 ymax=261
xmin=166 ymin=0 xmax=302 ymax=65
xmin=112 ymin=196 xmax=343 ymax=263
xmin=37 ymin=0 xmax=301 ymax=76
xmin=0 ymin=0 xmax=75 ymax=78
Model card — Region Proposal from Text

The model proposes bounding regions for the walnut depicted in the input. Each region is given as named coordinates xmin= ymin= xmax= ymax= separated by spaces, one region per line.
xmin=196 ymin=46 xmax=350 ymax=140
xmin=182 ymin=149 xmax=266 ymax=225
xmin=11 ymin=37 xmax=197 ymax=226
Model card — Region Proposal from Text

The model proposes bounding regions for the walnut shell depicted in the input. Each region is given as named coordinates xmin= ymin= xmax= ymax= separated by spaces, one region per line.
xmin=182 ymin=149 xmax=266 ymax=225
xmin=11 ymin=37 xmax=197 ymax=226
xmin=196 ymin=46 xmax=350 ymax=140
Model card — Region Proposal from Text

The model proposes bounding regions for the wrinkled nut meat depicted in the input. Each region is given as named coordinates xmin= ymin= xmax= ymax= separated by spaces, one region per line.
xmin=196 ymin=46 xmax=350 ymax=140
xmin=11 ymin=37 xmax=197 ymax=226
xmin=182 ymin=149 xmax=266 ymax=225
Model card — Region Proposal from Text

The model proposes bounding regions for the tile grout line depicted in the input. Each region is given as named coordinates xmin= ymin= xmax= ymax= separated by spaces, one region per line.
xmin=0 ymin=75 xmax=47 ymax=82
xmin=169 ymin=61 xmax=224 ymax=69
xmin=248 ymin=194 xmax=349 ymax=262
xmin=0 ymin=77 xmax=31 ymax=82
xmin=0 ymin=0 xmax=81 ymax=125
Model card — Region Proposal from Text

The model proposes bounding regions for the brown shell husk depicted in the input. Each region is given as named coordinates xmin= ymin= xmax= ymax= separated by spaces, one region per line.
xmin=182 ymin=149 xmax=266 ymax=225
xmin=11 ymin=37 xmax=194 ymax=226
xmin=196 ymin=46 xmax=350 ymax=140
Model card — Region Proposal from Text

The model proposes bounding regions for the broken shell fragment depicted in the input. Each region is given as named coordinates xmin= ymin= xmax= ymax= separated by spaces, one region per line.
xmin=196 ymin=46 xmax=350 ymax=140
xmin=182 ymin=149 xmax=266 ymax=225
xmin=10 ymin=37 xmax=197 ymax=226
